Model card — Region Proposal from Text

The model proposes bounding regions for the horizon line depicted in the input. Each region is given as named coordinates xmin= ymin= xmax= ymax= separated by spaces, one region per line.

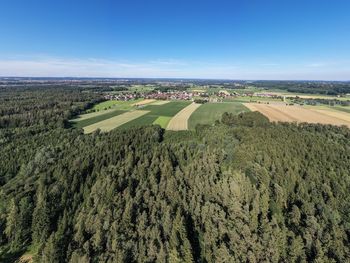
xmin=0 ymin=76 xmax=349 ymax=82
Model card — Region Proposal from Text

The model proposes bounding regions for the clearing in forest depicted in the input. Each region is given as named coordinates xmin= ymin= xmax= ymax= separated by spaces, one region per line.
xmin=188 ymin=102 xmax=249 ymax=129
xmin=119 ymin=101 xmax=191 ymax=129
xmin=244 ymin=103 xmax=350 ymax=127
xmin=166 ymin=103 xmax=201 ymax=131
xmin=83 ymin=110 xmax=149 ymax=133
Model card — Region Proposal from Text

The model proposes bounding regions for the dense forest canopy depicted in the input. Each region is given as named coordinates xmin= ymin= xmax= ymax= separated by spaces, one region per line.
xmin=0 ymin=85 xmax=350 ymax=262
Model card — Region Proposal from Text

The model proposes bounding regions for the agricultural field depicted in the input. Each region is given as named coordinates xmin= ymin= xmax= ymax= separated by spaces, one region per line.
xmin=188 ymin=102 xmax=249 ymax=130
xmin=83 ymin=110 xmax=149 ymax=133
xmin=150 ymin=100 xmax=170 ymax=105
xmin=252 ymin=89 xmax=350 ymax=101
xmin=71 ymin=100 xmax=193 ymax=132
xmin=304 ymin=105 xmax=350 ymax=114
xmin=91 ymin=99 xmax=144 ymax=112
xmin=224 ymin=95 xmax=284 ymax=103
xmin=167 ymin=103 xmax=201 ymax=131
xmin=245 ymin=103 xmax=350 ymax=127
xmin=132 ymin=99 xmax=156 ymax=106
xmin=71 ymin=110 xmax=127 ymax=129
xmin=119 ymin=101 xmax=191 ymax=129
xmin=153 ymin=116 xmax=172 ymax=128
xmin=72 ymin=99 xmax=256 ymax=133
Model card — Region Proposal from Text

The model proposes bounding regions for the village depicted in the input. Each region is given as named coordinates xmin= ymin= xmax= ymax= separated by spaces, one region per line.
xmin=103 ymin=89 xmax=283 ymax=103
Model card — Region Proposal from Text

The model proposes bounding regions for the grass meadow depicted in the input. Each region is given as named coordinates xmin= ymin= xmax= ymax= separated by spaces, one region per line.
xmin=188 ymin=102 xmax=249 ymax=130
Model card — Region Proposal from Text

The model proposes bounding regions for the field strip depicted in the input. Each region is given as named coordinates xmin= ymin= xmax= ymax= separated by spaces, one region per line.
xmin=153 ymin=116 xmax=172 ymax=128
xmin=313 ymin=109 xmax=350 ymax=123
xmin=244 ymin=103 xmax=298 ymax=122
xmin=244 ymin=103 xmax=350 ymax=127
xmin=71 ymin=108 xmax=117 ymax=121
xmin=166 ymin=103 xmax=201 ymax=131
xmin=151 ymin=100 xmax=170 ymax=105
xmin=132 ymin=99 xmax=156 ymax=106
xmin=83 ymin=110 xmax=150 ymax=133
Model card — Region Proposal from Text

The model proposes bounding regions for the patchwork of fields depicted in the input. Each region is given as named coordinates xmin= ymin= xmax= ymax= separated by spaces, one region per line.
xmin=83 ymin=110 xmax=149 ymax=133
xmin=71 ymin=98 xmax=350 ymax=133
xmin=71 ymin=99 xmax=249 ymax=133
xmin=245 ymin=103 xmax=350 ymax=127
xmin=119 ymin=101 xmax=191 ymax=129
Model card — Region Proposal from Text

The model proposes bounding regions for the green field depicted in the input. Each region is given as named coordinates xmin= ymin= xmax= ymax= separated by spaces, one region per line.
xmin=142 ymin=101 xmax=191 ymax=116
xmin=119 ymin=114 xmax=159 ymax=129
xmin=71 ymin=108 xmax=118 ymax=121
xmin=83 ymin=110 xmax=149 ymax=133
xmin=333 ymin=106 xmax=350 ymax=114
xmin=71 ymin=110 xmax=127 ymax=128
xmin=119 ymin=101 xmax=191 ymax=129
xmin=188 ymin=102 xmax=249 ymax=130
xmin=153 ymin=116 xmax=172 ymax=128
xmin=89 ymin=99 xmax=143 ymax=111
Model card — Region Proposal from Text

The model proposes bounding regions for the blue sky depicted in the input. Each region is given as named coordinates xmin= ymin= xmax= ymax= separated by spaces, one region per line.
xmin=0 ymin=0 xmax=349 ymax=80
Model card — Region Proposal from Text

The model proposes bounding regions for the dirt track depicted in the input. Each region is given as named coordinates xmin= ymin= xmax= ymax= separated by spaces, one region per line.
xmin=244 ymin=103 xmax=350 ymax=127
xmin=166 ymin=103 xmax=201 ymax=130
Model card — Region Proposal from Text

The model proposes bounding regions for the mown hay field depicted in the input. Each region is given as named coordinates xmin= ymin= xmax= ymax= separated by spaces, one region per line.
xmin=166 ymin=103 xmax=201 ymax=131
xmin=244 ymin=103 xmax=350 ymax=127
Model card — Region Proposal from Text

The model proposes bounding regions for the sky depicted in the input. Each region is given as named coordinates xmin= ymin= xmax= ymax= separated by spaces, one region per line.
xmin=0 ymin=0 xmax=349 ymax=80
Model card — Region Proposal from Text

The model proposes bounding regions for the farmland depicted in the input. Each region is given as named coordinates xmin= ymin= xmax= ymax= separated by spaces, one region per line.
xmin=71 ymin=110 xmax=126 ymax=128
xmin=72 ymin=99 xmax=194 ymax=133
xmin=77 ymin=100 xmax=252 ymax=132
xmin=131 ymin=99 xmax=156 ymax=106
xmin=166 ymin=103 xmax=201 ymax=131
xmin=153 ymin=116 xmax=172 ymax=128
xmin=89 ymin=99 xmax=143 ymax=112
xmin=69 ymin=83 xmax=350 ymax=133
xmin=245 ymin=103 xmax=350 ymax=127
xmin=119 ymin=101 xmax=191 ymax=129
xmin=83 ymin=110 xmax=149 ymax=133
xmin=188 ymin=102 xmax=249 ymax=129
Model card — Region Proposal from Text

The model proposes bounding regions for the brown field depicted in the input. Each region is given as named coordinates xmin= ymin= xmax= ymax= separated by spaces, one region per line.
xmin=83 ymin=110 xmax=149 ymax=133
xmin=244 ymin=103 xmax=350 ymax=127
xmin=166 ymin=103 xmax=201 ymax=130
xmin=131 ymin=99 xmax=156 ymax=106
xmin=313 ymin=109 xmax=350 ymax=123
xmin=150 ymin=100 xmax=170 ymax=105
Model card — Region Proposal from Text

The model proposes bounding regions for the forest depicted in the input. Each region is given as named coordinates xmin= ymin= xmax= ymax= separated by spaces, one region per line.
xmin=0 ymin=85 xmax=350 ymax=262
xmin=252 ymin=81 xmax=350 ymax=95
